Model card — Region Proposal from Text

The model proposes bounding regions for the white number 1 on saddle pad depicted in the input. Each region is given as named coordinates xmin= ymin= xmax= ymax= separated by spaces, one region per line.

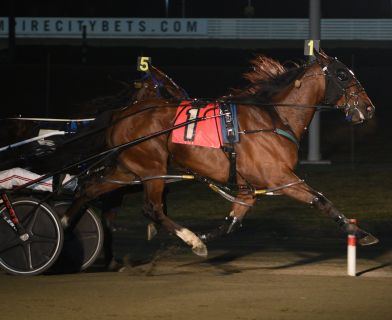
xmin=172 ymin=102 xmax=223 ymax=148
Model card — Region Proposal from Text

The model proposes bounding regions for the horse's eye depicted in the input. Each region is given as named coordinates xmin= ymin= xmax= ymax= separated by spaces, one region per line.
xmin=336 ymin=69 xmax=349 ymax=81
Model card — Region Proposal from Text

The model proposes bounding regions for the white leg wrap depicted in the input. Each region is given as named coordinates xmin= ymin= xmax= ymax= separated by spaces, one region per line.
xmin=147 ymin=223 xmax=158 ymax=241
xmin=60 ymin=215 xmax=69 ymax=228
xmin=175 ymin=227 xmax=208 ymax=257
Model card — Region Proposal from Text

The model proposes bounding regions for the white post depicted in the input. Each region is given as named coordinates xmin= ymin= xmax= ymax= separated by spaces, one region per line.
xmin=347 ymin=219 xmax=357 ymax=277
xmin=308 ymin=113 xmax=321 ymax=161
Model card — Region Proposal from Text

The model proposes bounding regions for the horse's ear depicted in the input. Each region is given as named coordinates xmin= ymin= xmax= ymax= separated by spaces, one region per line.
xmin=148 ymin=64 xmax=155 ymax=74
xmin=314 ymin=48 xmax=324 ymax=57
xmin=314 ymin=48 xmax=331 ymax=63
xmin=150 ymin=64 xmax=165 ymax=77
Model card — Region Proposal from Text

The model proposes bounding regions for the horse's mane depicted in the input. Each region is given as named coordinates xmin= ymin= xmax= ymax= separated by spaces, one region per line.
xmin=244 ymin=55 xmax=287 ymax=83
xmin=229 ymin=55 xmax=306 ymax=104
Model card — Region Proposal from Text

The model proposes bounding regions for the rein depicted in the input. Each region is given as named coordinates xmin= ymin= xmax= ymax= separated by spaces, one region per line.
xmin=182 ymin=98 xmax=338 ymax=111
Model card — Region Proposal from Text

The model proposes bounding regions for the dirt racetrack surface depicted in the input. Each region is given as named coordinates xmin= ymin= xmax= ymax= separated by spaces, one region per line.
xmin=1 ymin=229 xmax=392 ymax=320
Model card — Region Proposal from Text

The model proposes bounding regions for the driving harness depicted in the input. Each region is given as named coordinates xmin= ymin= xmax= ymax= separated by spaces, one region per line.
xmin=218 ymin=103 xmax=299 ymax=186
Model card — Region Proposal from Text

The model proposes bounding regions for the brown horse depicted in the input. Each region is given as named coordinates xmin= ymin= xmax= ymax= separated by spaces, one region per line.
xmin=63 ymin=50 xmax=377 ymax=257
xmin=0 ymin=64 xmax=189 ymax=269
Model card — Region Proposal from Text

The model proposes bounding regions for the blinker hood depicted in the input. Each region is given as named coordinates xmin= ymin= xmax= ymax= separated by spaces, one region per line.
xmin=322 ymin=59 xmax=355 ymax=105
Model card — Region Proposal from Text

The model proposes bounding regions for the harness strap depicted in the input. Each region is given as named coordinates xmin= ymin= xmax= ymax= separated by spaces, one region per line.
xmin=222 ymin=145 xmax=237 ymax=185
xmin=240 ymin=128 xmax=299 ymax=148
xmin=219 ymin=103 xmax=239 ymax=185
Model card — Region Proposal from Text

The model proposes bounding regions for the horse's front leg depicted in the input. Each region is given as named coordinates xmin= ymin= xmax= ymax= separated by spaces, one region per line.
xmin=143 ymin=179 xmax=208 ymax=257
xmin=280 ymin=176 xmax=378 ymax=246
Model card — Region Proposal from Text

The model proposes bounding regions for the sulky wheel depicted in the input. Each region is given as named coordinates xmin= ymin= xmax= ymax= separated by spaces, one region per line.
xmin=0 ymin=197 xmax=64 ymax=276
xmin=50 ymin=202 xmax=103 ymax=273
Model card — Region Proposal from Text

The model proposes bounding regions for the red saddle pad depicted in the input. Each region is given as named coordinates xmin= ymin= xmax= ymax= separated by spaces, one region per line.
xmin=172 ymin=101 xmax=223 ymax=148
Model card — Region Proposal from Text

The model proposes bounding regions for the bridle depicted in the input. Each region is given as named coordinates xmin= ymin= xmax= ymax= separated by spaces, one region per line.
xmin=317 ymin=56 xmax=368 ymax=122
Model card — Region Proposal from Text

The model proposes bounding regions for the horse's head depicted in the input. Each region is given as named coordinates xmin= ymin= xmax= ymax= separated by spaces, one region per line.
xmin=133 ymin=65 xmax=189 ymax=102
xmin=315 ymin=50 xmax=375 ymax=124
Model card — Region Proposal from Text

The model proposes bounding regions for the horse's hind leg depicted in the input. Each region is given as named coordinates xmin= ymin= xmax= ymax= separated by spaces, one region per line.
xmin=146 ymin=187 xmax=169 ymax=241
xmin=143 ymin=179 xmax=208 ymax=257
xmin=61 ymin=167 xmax=134 ymax=227
xmin=200 ymin=193 xmax=256 ymax=242
xmin=278 ymin=174 xmax=378 ymax=246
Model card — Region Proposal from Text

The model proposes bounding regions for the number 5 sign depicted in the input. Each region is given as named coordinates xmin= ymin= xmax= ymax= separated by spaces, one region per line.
xmin=304 ymin=40 xmax=320 ymax=56
xmin=137 ymin=56 xmax=151 ymax=72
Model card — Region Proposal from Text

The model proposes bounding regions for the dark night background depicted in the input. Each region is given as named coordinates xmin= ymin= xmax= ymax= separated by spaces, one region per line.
xmin=1 ymin=0 xmax=392 ymax=162
xmin=2 ymin=0 xmax=392 ymax=18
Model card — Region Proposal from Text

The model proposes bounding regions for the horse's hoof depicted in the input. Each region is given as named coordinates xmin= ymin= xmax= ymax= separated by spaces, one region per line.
xmin=192 ymin=243 xmax=208 ymax=257
xmin=358 ymin=233 xmax=379 ymax=246
xmin=175 ymin=227 xmax=208 ymax=257
xmin=147 ymin=223 xmax=158 ymax=241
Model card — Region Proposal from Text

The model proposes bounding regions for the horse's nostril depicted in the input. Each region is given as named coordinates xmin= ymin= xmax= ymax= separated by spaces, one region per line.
xmin=367 ymin=106 xmax=374 ymax=113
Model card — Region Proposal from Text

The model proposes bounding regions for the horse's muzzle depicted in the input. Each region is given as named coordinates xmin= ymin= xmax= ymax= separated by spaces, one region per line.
xmin=347 ymin=103 xmax=375 ymax=124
